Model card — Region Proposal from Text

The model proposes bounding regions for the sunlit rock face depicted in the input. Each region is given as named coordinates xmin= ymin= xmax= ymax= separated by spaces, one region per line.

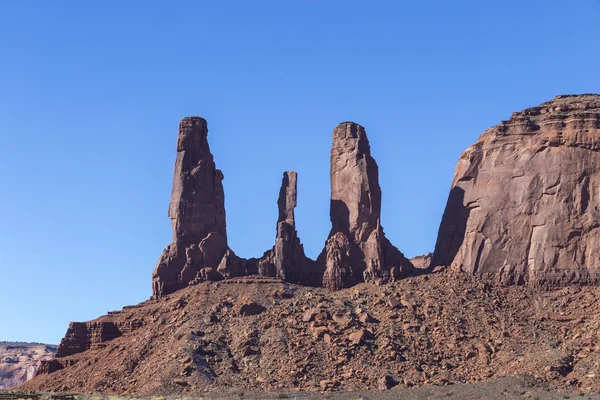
xmin=431 ymin=94 xmax=600 ymax=287
xmin=152 ymin=117 xmax=228 ymax=298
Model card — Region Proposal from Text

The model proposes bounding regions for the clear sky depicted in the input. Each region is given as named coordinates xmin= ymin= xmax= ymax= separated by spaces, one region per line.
xmin=1 ymin=1 xmax=599 ymax=345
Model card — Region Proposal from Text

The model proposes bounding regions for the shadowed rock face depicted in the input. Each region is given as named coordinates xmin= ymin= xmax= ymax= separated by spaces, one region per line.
xmin=152 ymin=117 xmax=228 ymax=297
xmin=431 ymin=94 xmax=600 ymax=287
xmin=319 ymin=122 xmax=413 ymax=289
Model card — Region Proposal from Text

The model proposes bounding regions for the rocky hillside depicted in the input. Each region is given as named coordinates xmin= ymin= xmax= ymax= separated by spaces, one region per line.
xmin=21 ymin=94 xmax=600 ymax=395
xmin=0 ymin=342 xmax=56 ymax=389
xmin=21 ymin=270 xmax=600 ymax=395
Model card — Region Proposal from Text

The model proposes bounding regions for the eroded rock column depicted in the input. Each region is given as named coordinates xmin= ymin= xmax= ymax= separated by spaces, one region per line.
xmin=319 ymin=122 xmax=413 ymax=289
xmin=152 ymin=117 xmax=228 ymax=297
xmin=259 ymin=172 xmax=315 ymax=284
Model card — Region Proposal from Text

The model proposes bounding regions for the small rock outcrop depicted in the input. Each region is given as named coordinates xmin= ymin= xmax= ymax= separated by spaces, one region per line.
xmin=431 ymin=94 xmax=600 ymax=286
xmin=36 ymin=314 xmax=145 ymax=375
xmin=319 ymin=122 xmax=413 ymax=289
xmin=152 ymin=117 xmax=228 ymax=297
xmin=258 ymin=172 xmax=316 ymax=284
xmin=54 ymin=319 xmax=144 ymax=357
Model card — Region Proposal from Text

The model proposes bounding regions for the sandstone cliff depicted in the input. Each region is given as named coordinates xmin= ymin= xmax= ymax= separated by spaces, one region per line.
xmin=0 ymin=342 xmax=56 ymax=389
xmin=431 ymin=94 xmax=600 ymax=286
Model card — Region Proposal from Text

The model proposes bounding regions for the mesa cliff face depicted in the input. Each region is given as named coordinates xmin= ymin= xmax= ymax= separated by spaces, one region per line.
xmin=431 ymin=94 xmax=600 ymax=286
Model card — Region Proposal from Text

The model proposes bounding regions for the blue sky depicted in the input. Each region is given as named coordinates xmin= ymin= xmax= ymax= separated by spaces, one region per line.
xmin=1 ymin=1 xmax=598 ymax=344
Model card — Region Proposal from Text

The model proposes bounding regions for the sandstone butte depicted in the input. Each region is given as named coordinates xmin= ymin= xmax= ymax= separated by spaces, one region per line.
xmin=21 ymin=93 xmax=600 ymax=394
xmin=431 ymin=94 xmax=600 ymax=286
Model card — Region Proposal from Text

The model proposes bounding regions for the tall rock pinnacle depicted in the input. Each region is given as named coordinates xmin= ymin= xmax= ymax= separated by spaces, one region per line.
xmin=152 ymin=117 xmax=228 ymax=297
xmin=431 ymin=94 xmax=600 ymax=287
xmin=319 ymin=122 xmax=413 ymax=289
xmin=258 ymin=171 xmax=315 ymax=284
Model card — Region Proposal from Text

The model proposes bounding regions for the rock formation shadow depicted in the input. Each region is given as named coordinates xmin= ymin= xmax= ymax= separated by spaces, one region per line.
xmin=330 ymin=199 xmax=350 ymax=234
xmin=430 ymin=186 xmax=469 ymax=269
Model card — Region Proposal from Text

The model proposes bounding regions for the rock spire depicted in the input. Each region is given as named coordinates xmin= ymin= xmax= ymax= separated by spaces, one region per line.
xmin=258 ymin=171 xmax=316 ymax=284
xmin=319 ymin=122 xmax=413 ymax=289
xmin=152 ymin=117 xmax=228 ymax=297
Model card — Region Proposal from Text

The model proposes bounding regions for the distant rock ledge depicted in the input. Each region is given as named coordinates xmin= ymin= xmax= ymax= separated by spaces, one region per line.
xmin=0 ymin=342 xmax=56 ymax=389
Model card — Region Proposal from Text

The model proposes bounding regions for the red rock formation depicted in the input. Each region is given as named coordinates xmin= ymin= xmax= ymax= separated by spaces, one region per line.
xmin=25 ymin=269 xmax=600 ymax=394
xmin=258 ymin=172 xmax=316 ymax=284
xmin=152 ymin=117 xmax=228 ymax=297
xmin=319 ymin=122 xmax=413 ymax=289
xmin=55 ymin=320 xmax=143 ymax=357
xmin=36 ymin=311 xmax=145 ymax=375
xmin=431 ymin=94 xmax=600 ymax=286
xmin=151 ymin=118 xmax=414 ymax=295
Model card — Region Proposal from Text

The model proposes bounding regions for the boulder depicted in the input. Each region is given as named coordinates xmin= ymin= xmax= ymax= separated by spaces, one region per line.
xmin=239 ymin=303 xmax=266 ymax=316
xmin=348 ymin=329 xmax=365 ymax=345
xmin=378 ymin=374 xmax=399 ymax=390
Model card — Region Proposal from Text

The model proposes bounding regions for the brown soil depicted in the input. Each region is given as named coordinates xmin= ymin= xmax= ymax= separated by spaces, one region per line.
xmin=20 ymin=269 xmax=600 ymax=395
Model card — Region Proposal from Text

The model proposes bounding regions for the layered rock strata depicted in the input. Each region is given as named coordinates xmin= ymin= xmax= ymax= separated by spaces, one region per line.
xmin=318 ymin=122 xmax=413 ymax=289
xmin=37 ymin=311 xmax=145 ymax=374
xmin=55 ymin=320 xmax=143 ymax=357
xmin=431 ymin=94 xmax=600 ymax=286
